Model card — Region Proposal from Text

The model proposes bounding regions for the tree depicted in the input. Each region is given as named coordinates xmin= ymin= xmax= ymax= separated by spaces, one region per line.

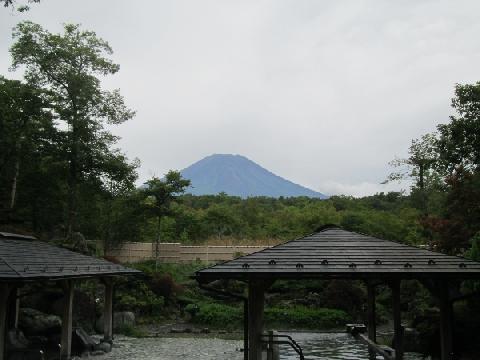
xmin=143 ymin=171 xmax=190 ymax=269
xmin=2 ymin=0 xmax=39 ymax=12
xmin=436 ymin=82 xmax=480 ymax=173
xmin=0 ymin=76 xmax=54 ymax=212
xmin=384 ymin=133 xmax=442 ymax=214
xmin=10 ymin=21 xmax=135 ymax=238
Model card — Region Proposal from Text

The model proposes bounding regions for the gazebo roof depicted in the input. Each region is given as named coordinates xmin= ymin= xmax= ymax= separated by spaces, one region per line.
xmin=0 ymin=232 xmax=140 ymax=281
xmin=195 ymin=226 xmax=480 ymax=282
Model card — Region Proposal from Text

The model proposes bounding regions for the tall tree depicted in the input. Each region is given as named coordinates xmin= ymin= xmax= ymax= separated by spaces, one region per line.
xmin=10 ymin=22 xmax=135 ymax=238
xmin=143 ymin=171 xmax=190 ymax=270
xmin=428 ymin=82 xmax=480 ymax=252
xmin=0 ymin=76 xmax=53 ymax=212
xmin=437 ymin=82 xmax=480 ymax=173
xmin=384 ymin=133 xmax=441 ymax=214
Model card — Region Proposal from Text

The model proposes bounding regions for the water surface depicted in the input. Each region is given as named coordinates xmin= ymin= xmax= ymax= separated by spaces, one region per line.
xmin=279 ymin=332 xmax=426 ymax=360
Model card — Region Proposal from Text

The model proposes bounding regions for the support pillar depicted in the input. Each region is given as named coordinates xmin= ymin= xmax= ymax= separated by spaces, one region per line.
xmin=367 ymin=281 xmax=376 ymax=360
xmin=248 ymin=280 xmax=265 ymax=360
xmin=438 ymin=281 xmax=453 ymax=360
xmin=0 ymin=283 xmax=12 ymax=360
xmin=60 ymin=280 xmax=74 ymax=360
xmin=243 ymin=299 xmax=248 ymax=360
xmin=103 ymin=278 xmax=114 ymax=343
xmin=14 ymin=288 xmax=20 ymax=329
xmin=390 ymin=279 xmax=403 ymax=360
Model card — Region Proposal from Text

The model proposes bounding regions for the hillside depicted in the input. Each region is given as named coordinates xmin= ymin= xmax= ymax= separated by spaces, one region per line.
xmin=180 ymin=154 xmax=327 ymax=198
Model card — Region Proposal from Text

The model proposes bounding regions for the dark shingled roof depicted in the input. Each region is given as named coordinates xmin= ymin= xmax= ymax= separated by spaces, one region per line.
xmin=0 ymin=232 xmax=140 ymax=281
xmin=195 ymin=226 xmax=480 ymax=282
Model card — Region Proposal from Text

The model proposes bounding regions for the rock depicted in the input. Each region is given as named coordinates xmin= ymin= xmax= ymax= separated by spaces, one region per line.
xmin=91 ymin=349 xmax=106 ymax=356
xmin=72 ymin=327 xmax=96 ymax=354
xmin=95 ymin=341 xmax=112 ymax=353
xmin=6 ymin=329 xmax=29 ymax=350
xmin=18 ymin=308 xmax=62 ymax=336
xmin=96 ymin=312 xmax=136 ymax=333
xmin=72 ymin=232 xmax=89 ymax=254
xmin=170 ymin=327 xmax=185 ymax=334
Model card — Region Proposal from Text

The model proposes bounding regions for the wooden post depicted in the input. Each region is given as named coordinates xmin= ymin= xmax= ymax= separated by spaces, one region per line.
xmin=248 ymin=280 xmax=265 ymax=360
xmin=438 ymin=281 xmax=453 ymax=360
xmin=14 ymin=288 xmax=20 ymax=329
xmin=243 ymin=299 xmax=248 ymax=360
xmin=0 ymin=283 xmax=12 ymax=360
xmin=103 ymin=278 xmax=114 ymax=343
xmin=367 ymin=281 xmax=376 ymax=360
xmin=390 ymin=279 xmax=403 ymax=360
xmin=60 ymin=280 xmax=74 ymax=360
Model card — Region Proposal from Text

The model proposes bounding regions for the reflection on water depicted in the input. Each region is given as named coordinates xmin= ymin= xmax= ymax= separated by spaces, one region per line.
xmin=278 ymin=332 xmax=426 ymax=360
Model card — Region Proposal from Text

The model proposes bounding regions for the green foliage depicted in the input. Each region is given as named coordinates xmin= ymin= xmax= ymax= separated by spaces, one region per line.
xmin=265 ymin=306 xmax=350 ymax=329
xmin=115 ymin=280 xmax=165 ymax=317
xmin=466 ymin=232 xmax=480 ymax=262
xmin=386 ymin=81 xmax=480 ymax=254
xmin=126 ymin=193 xmax=424 ymax=245
xmin=9 ymin=21 xmax=136 ymax=238
xmin=189 ymin=302 xmax=349 ymax=330
xmin=191 ymin=303 xmax=243 ymax=328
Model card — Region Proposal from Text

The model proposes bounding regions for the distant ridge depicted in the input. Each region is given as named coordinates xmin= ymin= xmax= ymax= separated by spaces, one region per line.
xmin=180 ymin=154 xmax=328 ymax=199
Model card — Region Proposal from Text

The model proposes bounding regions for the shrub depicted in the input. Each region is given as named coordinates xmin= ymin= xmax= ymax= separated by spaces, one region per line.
xmin=150 ymin=273 xmax=183 ymax=304
xmin=265 ymin=306 xmax=350 ymax=329
xmin=191 ymin=302 xmax=243 ymax=328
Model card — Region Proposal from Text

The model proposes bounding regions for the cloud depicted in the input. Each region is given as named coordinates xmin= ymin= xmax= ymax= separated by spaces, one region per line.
xmin=318 ymin=180 xmax=410 ymax=198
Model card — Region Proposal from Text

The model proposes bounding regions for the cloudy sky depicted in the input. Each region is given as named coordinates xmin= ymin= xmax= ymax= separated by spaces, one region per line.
xmin=1 ymin=0 xmax=480 ymax=197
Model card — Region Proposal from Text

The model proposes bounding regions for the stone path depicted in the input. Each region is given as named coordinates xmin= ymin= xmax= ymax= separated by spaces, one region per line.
xmin=97 ymin=336 xmax=244 ymax=360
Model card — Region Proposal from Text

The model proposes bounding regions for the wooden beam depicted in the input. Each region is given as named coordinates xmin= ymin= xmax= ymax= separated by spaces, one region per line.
xmin=103 ymin=278 xmax=114 ymax=343
xmin=367 ymin=281 xmax=377 ymax=360
xmin=390 ymin=279 xmax=403 ymax=360
xmin=60 ymin=280 xmax=74 ymax=360
xmin=248 ymin=280 xmax=266 ymax=360
xmin=0 ymin=283 xmax=12 ymax=360
xmin=438 ymin=281 xmax=454 ymax=360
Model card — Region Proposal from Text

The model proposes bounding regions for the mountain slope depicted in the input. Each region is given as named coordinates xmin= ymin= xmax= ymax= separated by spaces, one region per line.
xmin=180 ymin=154 xmax=327 ymax=198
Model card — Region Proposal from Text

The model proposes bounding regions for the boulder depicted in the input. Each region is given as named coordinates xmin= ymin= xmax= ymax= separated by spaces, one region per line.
xmin=71 ymin=232 xmax=89 ymax=254
xmin=6 ymin=329 xmax=29 ymax=350
xmin=96 ymin=311 xmax=135 ymax=333
xmin=72 ymin=327 xmax=96 ymax=354
xmin=94 ymin=341 xmax=112 ymax=353
xmin=18 ymin=308 xmax=62 ymax=336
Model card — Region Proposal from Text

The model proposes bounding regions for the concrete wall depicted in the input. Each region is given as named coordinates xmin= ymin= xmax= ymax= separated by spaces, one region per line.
xmin=106 ymin=242 xmax=269 ymax=263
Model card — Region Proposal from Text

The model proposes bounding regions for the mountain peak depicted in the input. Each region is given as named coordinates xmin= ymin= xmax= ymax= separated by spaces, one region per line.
xmin=180 ymin=154 xmax=327 ymax=199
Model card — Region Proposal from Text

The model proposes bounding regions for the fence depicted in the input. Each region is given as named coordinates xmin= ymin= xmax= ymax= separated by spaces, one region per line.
xmin=106 ymin=242 xmax=270 ymax=264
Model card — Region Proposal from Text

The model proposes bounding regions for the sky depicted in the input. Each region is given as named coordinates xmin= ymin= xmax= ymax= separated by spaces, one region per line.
xmin=1 ymin=0 xmax=480 ymax=197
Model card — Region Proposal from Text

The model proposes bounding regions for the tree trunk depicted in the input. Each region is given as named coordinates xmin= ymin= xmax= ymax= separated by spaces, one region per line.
xmin=67 ymin=121 xmax=79 ymax=240
xmin=9 ymin=154 xmax=20 ymax=210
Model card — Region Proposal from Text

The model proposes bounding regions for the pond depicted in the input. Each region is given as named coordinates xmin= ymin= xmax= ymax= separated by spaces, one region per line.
xmin=98 ymin=332 xmax=427 ymax=360
xmin=278 ymin=332 xmax=427 ymax=360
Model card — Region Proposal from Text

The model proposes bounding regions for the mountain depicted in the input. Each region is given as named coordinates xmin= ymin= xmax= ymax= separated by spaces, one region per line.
xmin=180 ymin=154 xmax=328 ymax=199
